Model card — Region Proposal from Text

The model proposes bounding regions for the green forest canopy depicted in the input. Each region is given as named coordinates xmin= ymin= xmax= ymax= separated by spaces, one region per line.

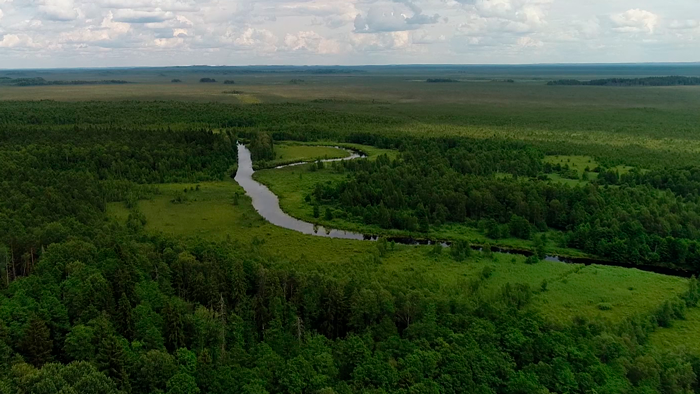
xmin=0 ymin=100 xmax=700 ymax=393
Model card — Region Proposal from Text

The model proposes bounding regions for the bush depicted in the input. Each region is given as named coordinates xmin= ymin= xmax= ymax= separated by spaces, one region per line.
xmin=597 ymin=303 xmax=613 ymax=311
xmin=200 ymin=78 xmax=217 ymax=83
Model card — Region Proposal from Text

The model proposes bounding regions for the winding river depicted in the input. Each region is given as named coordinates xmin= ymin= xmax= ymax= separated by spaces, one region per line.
xmin=234 ymin=144 xmax=694 ymax=278
xmin=235 ymin=144 xmax=373 ymax=240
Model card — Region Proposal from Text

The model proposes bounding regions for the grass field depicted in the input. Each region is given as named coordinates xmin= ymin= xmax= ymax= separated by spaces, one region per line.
xmin=107 ymin=178 xmax=690 ymax=325
xmin=268 ymin=143 xmax=350 ymax=167
xmin=648 ymin=307 xmax=700 ymax=355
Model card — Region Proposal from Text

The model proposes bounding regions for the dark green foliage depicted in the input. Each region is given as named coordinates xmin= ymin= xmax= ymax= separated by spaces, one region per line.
xmin=313 ymin=138 xmax=700 ymax=270
xmin=248 ymin=132 xmax=275 ymax=162
xmin=199 ymin=78 xmax=217 ymax=83
xmin=223 ymin=80 xmax=236 ymax=85
xmin=426 ymin=78 xmax=458 ymax=83
xmin=450 ymin=240 xmax=471 ymax=262
xmin=20 ymin=315 xmax=53 ymax=367
xmin=525 ymin=255 xmax=540 ymax=265
xmin=172 ymin=79 xmax=182 ymax=83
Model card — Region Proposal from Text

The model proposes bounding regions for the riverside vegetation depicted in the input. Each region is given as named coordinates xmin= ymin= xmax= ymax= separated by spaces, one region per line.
xmin=2 ymin=65 xmax=700 ymax=394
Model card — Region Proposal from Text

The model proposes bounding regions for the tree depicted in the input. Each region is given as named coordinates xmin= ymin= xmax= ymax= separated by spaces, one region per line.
xmin=450 ymin=240 xmax=472 ymax=262
xmin=534 ymin=234 xmax=548 ymax=260
xmin=21 ymin=315 xmax=53 ymax=367
xmin=324 ymin=208 xmax=333 ymax=221
xmin=509 ymin=215 xmax=531 ymax=240
xmin=167 ymin=373 xmax=200 ymax=394
xmin=116 ymin=293 xmax=134 ymax=340
xmin=64 ymin=325 xmax=96 ymax=362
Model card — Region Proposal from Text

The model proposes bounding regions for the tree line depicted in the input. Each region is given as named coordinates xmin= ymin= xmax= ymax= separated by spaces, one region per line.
xmin=547 ymin=76 xmax=700 ymax=86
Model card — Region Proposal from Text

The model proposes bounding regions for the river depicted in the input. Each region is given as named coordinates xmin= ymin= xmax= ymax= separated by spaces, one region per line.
xmin=234 ymin=144 xmax=694 ymax=278
xmin=234 ymin=144 xmax=373 ymax=240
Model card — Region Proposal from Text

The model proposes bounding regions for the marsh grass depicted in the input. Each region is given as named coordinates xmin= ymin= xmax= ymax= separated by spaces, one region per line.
xmin=107 ymin=178 xmax=690 ymax=325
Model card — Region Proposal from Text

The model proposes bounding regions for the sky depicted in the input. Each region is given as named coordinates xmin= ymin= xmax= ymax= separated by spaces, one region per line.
xmin=0 ymin=0 xmax=698 ymax=68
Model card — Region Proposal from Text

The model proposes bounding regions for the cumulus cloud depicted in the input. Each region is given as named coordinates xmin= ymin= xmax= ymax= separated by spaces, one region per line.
xmin=350 ymin=31 xmax=411 ymax=51
xmin=284 ymin=30 xmax=342 ymax=54
xmin=412 ymin=30 xmax=445 ymax=44
xmin=232 ymin=28 xmax=278 ymax=52
xmin=39 ymin=0 xmax=79 ymax=21
xmin=112 ymin=9 xmax=174 ymax=23
xmin=354 ymin=3 xmax=439 ymax=33
xmin=610 ymin=9 xmax=659 ymax=34
xmin=0 ymin=33 xmax=36 ymax=48
xmin=0 ymin=0 xmax=699 ymax=67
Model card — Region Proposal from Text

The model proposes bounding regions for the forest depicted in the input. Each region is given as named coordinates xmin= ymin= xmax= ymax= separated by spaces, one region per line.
xmin=1 ymin=69 xmax=700 ymax=394
xmin=546 ymin=76 xmax=700 ymax=86
xmin=0 ymin=77 xmax=129 ymax=87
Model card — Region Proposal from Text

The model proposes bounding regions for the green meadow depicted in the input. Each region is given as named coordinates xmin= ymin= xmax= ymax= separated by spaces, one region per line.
xmin=107 ymin=176 xmax=692 ymax=326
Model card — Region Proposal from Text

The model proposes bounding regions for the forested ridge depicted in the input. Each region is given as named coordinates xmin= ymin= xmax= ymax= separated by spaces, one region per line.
xmin=1 ymin=101 xmax=700 ymax=393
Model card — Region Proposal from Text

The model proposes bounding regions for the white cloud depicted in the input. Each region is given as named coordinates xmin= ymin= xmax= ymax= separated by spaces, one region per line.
xmin=0 ymin=33 xmax=36 ymax=48
xmin=610 ymin=9 xmax=659 ymax=34
xmin=351 ymin=31 xmax=412 ymax=51
xmin=112 ymin=8 xmax=174 ymax=23
xmin=232 ymin=27 xmax=278 ymax=52
xmin=517 ymin=36 xmax=542 ymax=47
xmin=0 ymin=0 xmax=699 ymax=67
xmin=39 ymin=0 xmax=79 ymax=21
xmin=284 ymin=30 xmax=342 ymax=54
xmin=354 ymin=3 xmax=439 ymax=33
xmin=669 ymin=19 xmax=699 ymax=30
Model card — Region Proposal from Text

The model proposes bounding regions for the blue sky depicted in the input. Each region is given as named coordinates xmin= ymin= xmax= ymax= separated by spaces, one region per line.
xmin=0 ymin=0 xmax=698 ymax=68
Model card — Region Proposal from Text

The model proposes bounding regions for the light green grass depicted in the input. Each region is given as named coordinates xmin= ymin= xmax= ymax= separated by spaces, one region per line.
xmin=270 ymin=144 xmax=350 ymax=167
xmin=535 ymin=265 xmax=688 ymax=325
xmin=107 ymin=179 xmax=690 ymax=325
xmin=648 ymin=307 xmax=700 ymax=354
xmin=282 ymin=141 xmax=399 ymax=160
xmin=544 ymin=155 xmax=599 ymax=185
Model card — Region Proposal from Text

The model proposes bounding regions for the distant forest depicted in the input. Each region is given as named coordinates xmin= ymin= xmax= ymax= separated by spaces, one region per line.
xmin=547 ymin=76 xmax=700 ymax=86
xmin=426 ymin=78 xmax=459 ymax=83
xmin=0 ymin=77 xmax=128 ymax=87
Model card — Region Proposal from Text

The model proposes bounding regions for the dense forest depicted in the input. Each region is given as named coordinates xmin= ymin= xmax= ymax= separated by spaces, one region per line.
xmin=547 ymin=76 xmax=700 ymax=86
xmin=1 ymin=100 xmax=700 ymax=393
xmin=311 ymin=139 xmax=700 ymax=271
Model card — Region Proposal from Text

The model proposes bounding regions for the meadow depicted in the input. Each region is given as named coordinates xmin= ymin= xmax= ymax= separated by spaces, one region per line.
xmin=649 ymin=307 xmax=700 ymax=355
xmin=106 ymin=172 xmax=692 ymax=327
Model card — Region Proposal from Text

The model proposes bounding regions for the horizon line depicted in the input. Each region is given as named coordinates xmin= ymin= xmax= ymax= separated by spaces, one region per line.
xmin=2 ymin=61 xmax=700 ymax=71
